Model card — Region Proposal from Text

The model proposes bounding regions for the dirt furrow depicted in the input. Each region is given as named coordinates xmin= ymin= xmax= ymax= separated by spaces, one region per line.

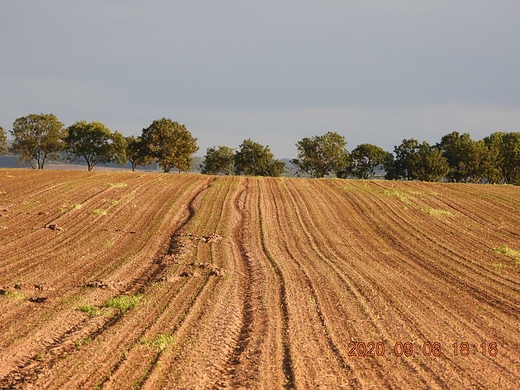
xmin=262 ymin=178 xmax=358 ymax=388
xmin=1 ymin=172 xmax=519 ymax=389
xmin=256 ymin=179 xmax=296 ymax=389
xmin=84 ymin=176 xmax=238 ymax=389
xmin=48 ymin=179 xmax=216 ymax=389
xmin=213 ymin=179 xmax=262 ymax=387
xmin=322 ymin=180 xmax=519 ymax=388
xmin=0 ymin=176 xmax=213 ymax=389
xmin=280 ymin=179 xmax=414 ymax=388
xmin=211 ymin=177 xmax=291 ymax=389
xmin=0 ymin=175 xmax=201 ymax=346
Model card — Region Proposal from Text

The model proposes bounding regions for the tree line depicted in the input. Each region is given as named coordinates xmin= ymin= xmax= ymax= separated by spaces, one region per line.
xmin=0 ymin=114 xmax=198 ymax=172
xmin=201 ymin=131 xmax=520 ymax=185
xmin=1 ymin=113 xmax=519 ymax=184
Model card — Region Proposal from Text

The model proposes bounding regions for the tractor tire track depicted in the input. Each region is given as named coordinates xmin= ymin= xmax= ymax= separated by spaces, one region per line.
xmin=214 ymin=178 xmax=282 ymax=389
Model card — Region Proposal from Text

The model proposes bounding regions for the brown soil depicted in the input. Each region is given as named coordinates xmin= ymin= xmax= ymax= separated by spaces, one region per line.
xmin=0 ymin=170 xmax=519 ymax=389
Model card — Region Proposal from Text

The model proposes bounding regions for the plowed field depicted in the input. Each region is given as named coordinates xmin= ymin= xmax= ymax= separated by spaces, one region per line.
xmin=0 ymin=170 xmax=519 ymax=389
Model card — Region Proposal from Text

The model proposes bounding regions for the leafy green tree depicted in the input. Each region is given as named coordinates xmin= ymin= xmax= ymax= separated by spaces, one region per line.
xmin=125 ymin=135 xmax=154 ymax=172
xmin=408 ymin=141 xmax=450 ymax=182
xmin=201 ymin=146 xmax=235 ymax=175
xmin=234 ymin=139 xmax=285 ymax=177
xmin=292 ymin=132 xmax=350 ymax=178
xmin=385 ymin=138 xmax=421 ymax=180
xmin=141 ymin=118 xmax=198 ymax=173
xmin=484 ymin=132 xmax=520 ymax=184
xmin=9 ymin=113 xmax=66 ymax=169
xmin=436 ymin=132 xmax=490 ymax=183
xmin=483 ymin=132 xmax=505 ymax=183
xmin=66 ymin=121 xmax=127 ymax=171
xmin=349 ymin=143 xmax=390 ymax=179
xmin=501 ymin=132 xmax=520 ymax=185
xmin=0 ymin=126 xmax=7 ymax=155
xmin=383 ymin=153 xmax=397 ymax=180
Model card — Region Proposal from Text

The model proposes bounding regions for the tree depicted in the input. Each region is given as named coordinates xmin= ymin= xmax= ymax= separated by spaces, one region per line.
xmin=201 ymin=146 xmax=235 ymax=175
xmin=9 ymin=113 xmax=66 ymax=169
xmin=292 ymin=132 xmax=350 ymax=178
xmin=0 ymin=126 xmax=7 ymax=155
xmin=484 ymin=132 xmax=520 ymax=184
xmin=141 ymin=118 xmax=198 ymax=173
xmin=501 ymin=132 xmax=520 ymax=185
xmin=436 ymin=132 xmax=490 ymax=183
xmin=126 ymin=135 xmax=154 ymax=172
xmin=66 ymin=121 xmax=127 ymax=171
xmin=408 ymin=141 xmax=449 ymax=182
xmin=234 ymin=139 xmax=285 ymax=177
xmin=383 ymin=153 xmax=397 ymax=180
xmin=349 ymin=143 xmax=390 ymax=179
xmin=385 ymin=138 xmax=421 ymax=180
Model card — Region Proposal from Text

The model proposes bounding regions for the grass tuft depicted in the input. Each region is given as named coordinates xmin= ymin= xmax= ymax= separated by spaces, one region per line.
xmin=76 ymin=336 xmax=93 ymax=348
xmin=78 ymin=304 xmax=101 ymax=316
xmin=107 ymin=182 xmax=127 ymax=188
xmin=493 ymin=244 xmax=520 ymax=257
xmin=420 ymin=207 xmax=454 ymax=218
xmin=92 ymin=209 xmax=107 ymax=216
xmin=493 ymin=245 xmax=520 ymax=264
xmin=384 ymin=190 xmax=410 ymax=204
xmin=141 ymin=334 xmax=175 ymax=351
xmin=102 ymin=294 xmax=142 ymax=314
xmin=4 ymin=291 xmax=25 ymax=300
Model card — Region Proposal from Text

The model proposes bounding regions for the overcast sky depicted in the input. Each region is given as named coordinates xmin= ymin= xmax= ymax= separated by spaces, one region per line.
xmin=1 ymin=1 xmax=519 ymax=157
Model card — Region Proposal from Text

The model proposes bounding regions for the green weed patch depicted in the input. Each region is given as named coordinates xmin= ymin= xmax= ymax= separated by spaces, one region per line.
xmin=141 ymin=333 xmax=175 ymax=351
xmin=78 ymin=304 xmax=101 ymax=316
xmin=420 ymin=207 xmax=454 ymax=218
xmin=92 ymin=209 xmax=107 ymax=216
xmin=102 ymin=294 xmax=142 ymax=314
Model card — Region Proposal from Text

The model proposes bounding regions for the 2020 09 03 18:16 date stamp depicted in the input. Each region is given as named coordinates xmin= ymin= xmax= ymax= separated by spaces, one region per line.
xmin=348 ymin=341 xmax=498 ymax=357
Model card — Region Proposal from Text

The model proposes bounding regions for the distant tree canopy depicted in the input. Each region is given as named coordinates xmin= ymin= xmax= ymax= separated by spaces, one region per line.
xmin=0 ymin=126 xmax=7 ymax=155
xmin=66 ymin=121 xmax=127 ymax=171
xmin=407 ymin=142 xmax=450 ymax=182
xmin=201 ymin=146 xmax=235 ymax=175
xmin=384 ymin=138 xmax=420 ymax=180
xmin=385 ymin=139 xmax=449 ymax=182
xmin=292 ymin=132 xmax=350 ymax=178
xmin=141 ymin=118 xmax=198 ymax=173
xmin=3 ymin=112 xmax=520 ymax=184
xmin=9 ymin=113 xmax=67 ymax=169
xmin=381 ymin=132 xmax=520 ymax=184
xmin=125 ymin=135 xmax=154 ymax=172
xmin=349 ymin=143 xmax=390 ymax=179
xmin=436 ymin=131 xmax=490 ymax=183
xmin=484 ymin=132 xmax=520 ymax=185
xmin=234 ymin=139 xmax=285 ymax=177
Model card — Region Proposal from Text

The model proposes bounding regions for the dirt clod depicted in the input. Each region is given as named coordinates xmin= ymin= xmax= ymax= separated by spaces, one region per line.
xmin=86 ymin=280 xmax=109 ymax=289
xmin=45 ymin=224 xmax=63 ymax=231
xmin=28 ymin=297 xmax=47 ymax=303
